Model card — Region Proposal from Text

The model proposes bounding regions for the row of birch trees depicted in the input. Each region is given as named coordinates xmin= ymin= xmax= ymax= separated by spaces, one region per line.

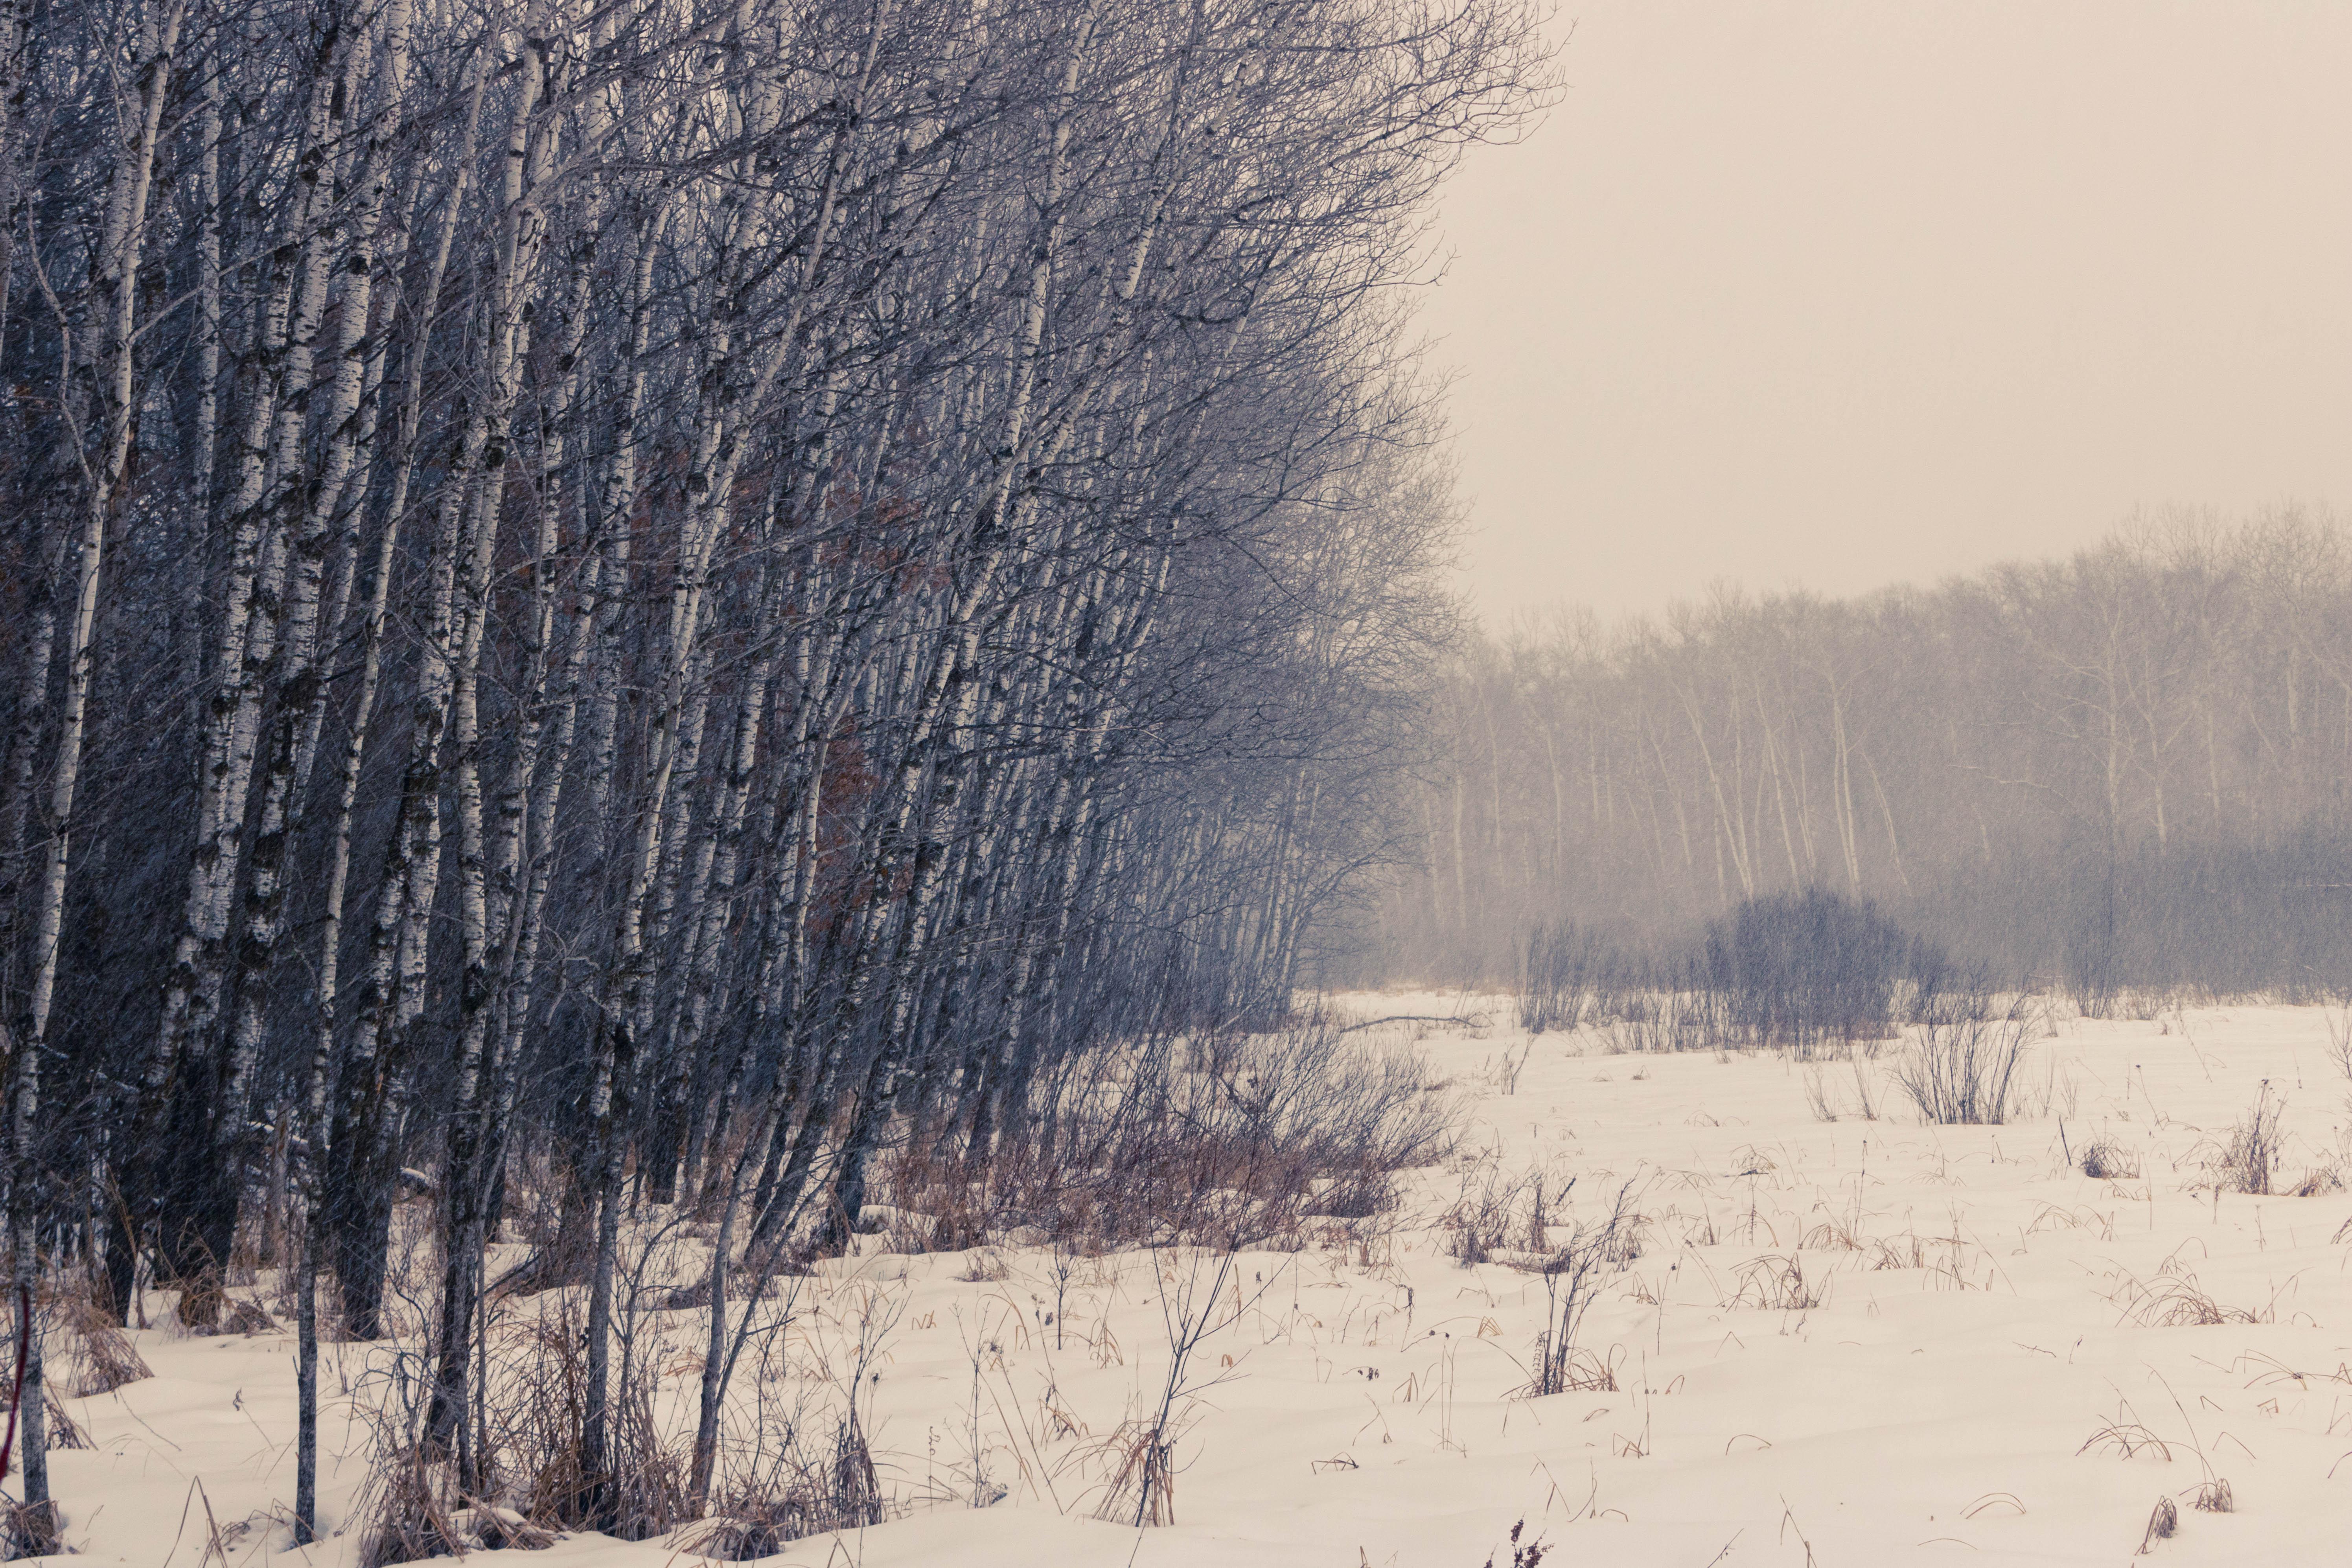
xmin=1386 ymin=513 xmax=2352 ymax=997
xmin=1 ymin=0 xmax=1543 ymax=1543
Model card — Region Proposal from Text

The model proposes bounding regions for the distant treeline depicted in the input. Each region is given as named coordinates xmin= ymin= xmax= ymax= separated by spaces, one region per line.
xmin=1351 ymin=512 xmax=2352 ymax=1000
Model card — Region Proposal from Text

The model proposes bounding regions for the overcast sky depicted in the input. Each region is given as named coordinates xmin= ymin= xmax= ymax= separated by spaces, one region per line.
xmin=1423 ymin=0 xmax=2352 ymax=625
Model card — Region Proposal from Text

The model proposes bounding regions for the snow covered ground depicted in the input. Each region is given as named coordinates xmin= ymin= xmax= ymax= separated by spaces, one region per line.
xmin=34 ymin=994 xmax=2352 ymax=1567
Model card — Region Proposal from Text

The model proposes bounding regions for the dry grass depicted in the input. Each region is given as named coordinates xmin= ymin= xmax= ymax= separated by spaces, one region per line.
xmin=0 ymin=1500 xmax=61 ymax=1560
xmin=2026 ymin=1203 xmax=2113 ymax=1241
xmin=44 ymin=1391 xmax=90 ymax=1450
xmin=2213 ymin=1083 xmax=2283 ymax=1195
xmin=1480 ymin=1517 xmax=1552 ymax=1568
xmin=685 ymin=1413 xmax=885 ymax=1556
xmin=1594 ymin=989 xmax=1728 ymax=1055
xmin=1088 ymin=1415 xmax=1185 ymax=1527
xmin=363 ymin=1454 xmax=476 ymax=1566
xmin=1866 ymin=1234 xmax=1925 ymax=1270
xmin=1518 ymin=922 xmax=1618 ymax=1034
xmin=1443 ymin=1161 xmax=1537 ymax=1267
xmin=1848 ymin=1058 xmax=1882 ymax=1121
xmin=1536 ymin=1344 xmax=1620 ymax=1393
xmin=1514 ymin=1184 xmax=1643 ymax=1398
xmin=2233 ymin=1351 xmax=2352 ymax=1391
xmin=2109 ymin=1267 xmax=2271 ymax=1329
xmin=1084 ymin=1248 xmax=1268 ymax=1528
xmin=2288 ymin=1165 xmax=2343 ymax=1197
xmin=879 ymin=1016 xmax=1457 ymax=1258
xmin=2081 ymin=1141 xmax=2141 ymax=1180
xmin=356 ymin=1294 xmax=692 ymax=1564
xmin=356 ymin=1240 xmax=904 ymax=1568
xmin=46 ymin=1292 xmax=152 ymax=1397
xmin=1801 ymin=1065 xmax=1837 ymax=1123
xmin=2079 ymin=1421 xmax=2175 ymax=1461
xmin=1727 ymin=1254 xmax=1822 ymax=1312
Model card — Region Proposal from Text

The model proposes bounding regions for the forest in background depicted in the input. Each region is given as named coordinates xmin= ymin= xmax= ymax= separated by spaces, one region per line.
xmin=1360 ymin=512 xmax=2352 ymax=1005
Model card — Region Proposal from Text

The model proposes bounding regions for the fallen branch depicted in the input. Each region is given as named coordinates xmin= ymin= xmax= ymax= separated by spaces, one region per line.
xmin=1336 ymin=1014 xmax=1483 ymax=1035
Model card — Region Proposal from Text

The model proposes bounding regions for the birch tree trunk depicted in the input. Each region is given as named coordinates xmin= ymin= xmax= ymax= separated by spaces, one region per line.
xmin=14 ymin=0 xmax=187 ymax=1524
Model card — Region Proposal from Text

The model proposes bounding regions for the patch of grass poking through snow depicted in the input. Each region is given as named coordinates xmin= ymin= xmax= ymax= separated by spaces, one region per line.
xmin=1442 ymin=1165 xmax=1519 ymax=1267
xmin=683 ymin=1413 xmax=885 ymax=1558
xmin=2213 ymin=1081 xmax=2282 ymax=1195
xmin=1728 ymin=1254 xmax=1822 ymax=1312
xmin=2079 ymin=1421 xmax=2175 ymax=1462
xmin=1802 ymin=1064 xmax=1837 ymax=1123
xmin=2081 ymin=1140 xmax=2141 ymax=1179
xmin=2288 ymin=1164 xmax=2343 ymax=1196
xmin=1479 ymin=1517 xmax=1551 ymax=1568
xmin=37 ymin=1286 xmax=152 ymax=1396
xmin=2108 ymin=1264 xmax=2273 ymax=1328
xmin=1088 ymin=1247 xmax=1285 ymax=1529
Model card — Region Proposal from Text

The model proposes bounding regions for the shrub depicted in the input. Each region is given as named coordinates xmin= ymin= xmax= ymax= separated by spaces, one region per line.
xmin=1594 ymin=974 xmax=1730 ymax=1054
xmin=1517 ymin=921 xmax=1619 ymax=1033
xmin=1890 ymin=983 xmax=2028 ymax=1124
xmin=2216 ymin=1083 xmax=2282 ymax=1195
xmin=1701 ymin=889 xmax=1929 ymax=1054
xmin=2065 ymin=871 xmax=2122 ymax=1021
xmin=883 ymin=1013 xmax=1460 ymax=1254
xmin=1515 ymin=1183 xmax=1641 ymax=1397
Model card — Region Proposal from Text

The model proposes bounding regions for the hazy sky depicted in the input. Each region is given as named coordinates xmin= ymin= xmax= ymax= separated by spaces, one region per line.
xmin=1423 ymin=0 xmax=2352 ymax=624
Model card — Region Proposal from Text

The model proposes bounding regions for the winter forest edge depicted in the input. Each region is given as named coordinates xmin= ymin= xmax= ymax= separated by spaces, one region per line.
xmin=8 ymin=2 xmax=2352 ymax=1564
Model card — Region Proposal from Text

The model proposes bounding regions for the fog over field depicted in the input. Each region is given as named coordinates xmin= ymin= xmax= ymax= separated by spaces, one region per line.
xmin=4 ymin=2 xmax=2349 ymax=1565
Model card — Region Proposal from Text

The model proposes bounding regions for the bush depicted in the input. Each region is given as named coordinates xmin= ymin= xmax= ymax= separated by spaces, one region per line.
xmin=1890 ymin=983 xmax=2028 ymax=1124
xmin=1702 ymin=889 xmax=1930 ymax=1054
xmin=882 ymin=1012 xmax=1461 ymax=1254
xmin=1517 ymin=920 xmax=1618 ymax=1033
xmin=1591 ymin=974 xmax=1728 ymax=1054
xmin=2215 ymin=1083 xmax=2282 ymax=1195
xmin=1517 ymin=1183 xmax=1642 ymax=1397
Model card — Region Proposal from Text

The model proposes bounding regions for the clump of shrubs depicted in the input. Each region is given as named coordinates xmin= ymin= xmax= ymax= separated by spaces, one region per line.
xmin=1517 ymin=920 xmax=1620 ymax=1033
xmin=1518 ymin=891 xmax=1984 ymax=1060
xmin=1701 ymin=888 xmax=1940 ymax=1056
xmin=879 ymin=1013 xmax=1460 ymax=1255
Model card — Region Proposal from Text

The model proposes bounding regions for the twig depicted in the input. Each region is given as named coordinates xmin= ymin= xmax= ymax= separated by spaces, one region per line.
xmin=1336 ymin=1015 xmax=1478 ymax=1035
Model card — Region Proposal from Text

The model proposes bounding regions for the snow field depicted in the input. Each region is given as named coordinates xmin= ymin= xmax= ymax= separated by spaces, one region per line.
xmin=32 ymin=994 xmax=2352 ymax=1566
